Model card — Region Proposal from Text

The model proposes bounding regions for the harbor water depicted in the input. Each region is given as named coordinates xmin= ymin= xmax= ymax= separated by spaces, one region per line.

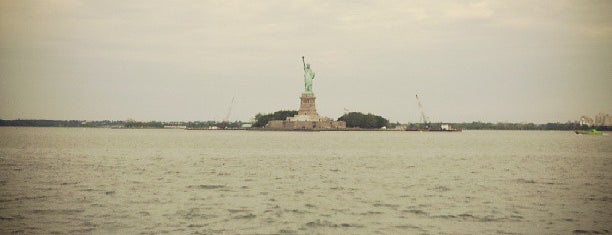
xmin=0 ymin=127 xmax=610 ymax=234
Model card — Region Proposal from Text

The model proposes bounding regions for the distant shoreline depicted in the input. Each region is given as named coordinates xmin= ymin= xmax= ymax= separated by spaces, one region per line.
xmin=1 ymin=119 xmax=609 ymax=131
xmin=1 ymin=126 xmax=610 ymax=133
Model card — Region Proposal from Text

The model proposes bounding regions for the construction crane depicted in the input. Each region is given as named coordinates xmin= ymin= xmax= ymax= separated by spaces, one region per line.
xmin=416 ymin=94 xmax=430 ymax=128
xmin=217 ymin=94 xmax=235 ymax=129
xmin=224 ymin=95 xmax=235 ymax=123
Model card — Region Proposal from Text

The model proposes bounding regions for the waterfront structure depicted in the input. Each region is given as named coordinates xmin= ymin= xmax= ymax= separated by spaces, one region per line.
xmin=594 ymin=113 xmax=612 ymax=127
xmin=580 ymin=113 xmax=611 ymax=127
xmin=580 ymin=116 xmax=594 ymax=126
xmin=266 ymin=57 xmax=346 ymax=130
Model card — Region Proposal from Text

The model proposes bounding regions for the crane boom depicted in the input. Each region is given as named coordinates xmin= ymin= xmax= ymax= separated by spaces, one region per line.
xmin=224 ymin=95 xmax=235 ymax=123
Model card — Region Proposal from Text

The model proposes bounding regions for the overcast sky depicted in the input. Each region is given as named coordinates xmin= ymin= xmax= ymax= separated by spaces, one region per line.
xmin=1 ymin=1 xmax=610 ymax=123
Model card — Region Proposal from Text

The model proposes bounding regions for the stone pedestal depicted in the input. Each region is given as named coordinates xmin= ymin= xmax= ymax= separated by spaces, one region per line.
xmin=265 ymin=92 xmax=346 ymax=131
xmin=298 ymin=93 xmax=317 ymax=116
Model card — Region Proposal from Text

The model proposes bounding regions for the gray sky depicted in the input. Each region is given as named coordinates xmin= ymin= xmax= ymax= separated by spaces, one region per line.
xmin=1 ymin=1 xmax=611 ymax=123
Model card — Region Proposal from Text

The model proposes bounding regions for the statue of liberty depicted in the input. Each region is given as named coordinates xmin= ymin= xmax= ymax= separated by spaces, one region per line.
xmin=302 ymin=56 xmax=315 ymax=94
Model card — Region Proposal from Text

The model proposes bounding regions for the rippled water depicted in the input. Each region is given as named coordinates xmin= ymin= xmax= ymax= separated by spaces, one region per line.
xmin=0 ymin=127 xmax=610 ymax=234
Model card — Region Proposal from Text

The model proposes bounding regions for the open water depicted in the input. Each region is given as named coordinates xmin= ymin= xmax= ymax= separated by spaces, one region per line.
xmin=0 ymin=127 xmax=610 ymax=234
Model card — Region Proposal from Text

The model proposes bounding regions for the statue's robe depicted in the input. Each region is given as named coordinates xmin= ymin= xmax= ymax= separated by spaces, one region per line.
xmin=304 ymin=68 xmax=315 ymax=93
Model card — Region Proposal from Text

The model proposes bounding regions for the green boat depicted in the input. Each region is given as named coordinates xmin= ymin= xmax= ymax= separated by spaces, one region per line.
xmin=575 ymin=129 xmax=602 ymax=135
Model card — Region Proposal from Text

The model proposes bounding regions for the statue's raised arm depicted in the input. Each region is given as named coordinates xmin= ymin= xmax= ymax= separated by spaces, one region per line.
xmin=302 ymin=56 xmax=306 ymax=70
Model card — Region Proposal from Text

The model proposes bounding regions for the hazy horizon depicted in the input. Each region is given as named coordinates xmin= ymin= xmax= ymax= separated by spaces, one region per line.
xmin=1 ymin=1 xmax=611 ymax=123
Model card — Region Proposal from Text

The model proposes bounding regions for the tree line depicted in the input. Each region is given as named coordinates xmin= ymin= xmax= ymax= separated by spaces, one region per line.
xmin=0 ymin=119 xmax=122 ymax=127
xmin=0 ymin=119 xmax=246 ymax=129
xmin=337 ymin=112 xmax=389 ymax=129
xmin=250 ymin=111 xmax=389 ymax=129
xmin=407 ymin=121 xmax=604 ymax=131
xmin=1 ymin=117 xmax=607 ymax=131
xmin=252 ymin=110 xmax=298 ymax=127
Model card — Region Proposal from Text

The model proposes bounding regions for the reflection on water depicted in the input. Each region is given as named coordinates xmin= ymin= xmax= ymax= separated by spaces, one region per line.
xmin=0 ymin=127 xmax=610 ymax=234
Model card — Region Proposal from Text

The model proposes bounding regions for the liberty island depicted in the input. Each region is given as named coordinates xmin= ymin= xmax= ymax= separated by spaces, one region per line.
xmin=266 ymin=57 xmax=346 ymax=130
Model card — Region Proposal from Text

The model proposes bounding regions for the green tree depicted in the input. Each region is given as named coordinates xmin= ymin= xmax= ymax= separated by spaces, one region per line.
xmin=252 ymin=110 xmax=298 ymax=127
xmin=337 ymin=112 xmax=389 ymax=129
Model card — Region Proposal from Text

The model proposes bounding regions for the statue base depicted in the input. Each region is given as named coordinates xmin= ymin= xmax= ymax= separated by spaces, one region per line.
xmin=266 ymin=92 xmax=346 ymax=130
xmin=297 ymin=93 xmax=317 ymax=116
xmin=266 ymin=118 xmax=346 ymax=130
